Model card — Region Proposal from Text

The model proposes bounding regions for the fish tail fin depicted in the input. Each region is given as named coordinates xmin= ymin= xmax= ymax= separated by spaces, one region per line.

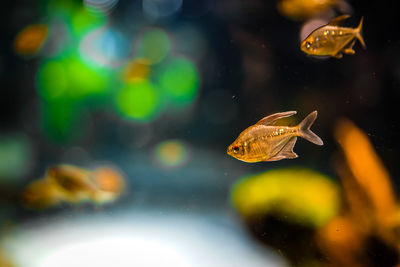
xmin=355 ymin=17 xmax=366 ymax=49
xmin=298 ymin=111 xmax=323 ymax=146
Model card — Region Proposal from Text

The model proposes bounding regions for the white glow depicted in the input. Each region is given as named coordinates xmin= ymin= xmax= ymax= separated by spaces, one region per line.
xmin=40 ymin=236 xmax=190 ymax=267
xmin=3 ymin=212 xmax=287 ymax=267
xmin=79 ymin=27 xmax=129 ymax=68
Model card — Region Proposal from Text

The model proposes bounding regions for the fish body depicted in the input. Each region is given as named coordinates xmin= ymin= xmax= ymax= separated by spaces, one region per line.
xmin=227 ymin=111 xmax=323 ymax=163
xmin=301 ymin=15 xmax=365 ymax=58
xmin=21 ymin=165 xmax=125 ymax=209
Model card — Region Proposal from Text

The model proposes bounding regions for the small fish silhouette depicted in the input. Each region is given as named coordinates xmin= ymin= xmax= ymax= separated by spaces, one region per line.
xmin=227 ymin=111 xmax=323 ymax=162
xmin=301 ymin=15 xmax=365 ymax=58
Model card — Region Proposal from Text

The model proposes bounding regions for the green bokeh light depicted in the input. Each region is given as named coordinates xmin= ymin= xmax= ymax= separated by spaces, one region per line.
xmin=116 ymin=81 xmax=161 ymax=121
xmin=36 ymin=53 xmax=111 ymax=141
xmin=43 ymin=0 xmax=77 ymax=16
xmin=137 ymin=29 xmax=171 ymax=64
xmin=157 ymin=57 xmax=200 ymax=106
xmin=37 ymin=60 xmax=68 ymax=100
xmin=71 ymin=8 xmax=106 ymax=37
xmin=37 ymin=55 xmax=109 ymax=101
xmin=41 ymin=101 xmax=83 ymax=142
xmin=0 ymin=135 xmax=31 ymax=181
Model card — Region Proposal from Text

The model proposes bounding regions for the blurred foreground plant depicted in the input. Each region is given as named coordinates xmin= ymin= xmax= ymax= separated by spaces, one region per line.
xmin=316 ymin=119 xmax=400 ymax=267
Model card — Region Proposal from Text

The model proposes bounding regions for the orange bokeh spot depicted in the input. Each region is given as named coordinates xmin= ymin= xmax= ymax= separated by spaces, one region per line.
xmin=94 ymin=167 xmax=124 ymax=193
xmin=14 ymin=24 xmax=48 ymax=56
xmin=123 ymin=58 xmax=150 ymax=82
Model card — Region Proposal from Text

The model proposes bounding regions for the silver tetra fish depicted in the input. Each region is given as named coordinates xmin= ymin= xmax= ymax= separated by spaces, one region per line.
xmin=227 ymin=111 xmax=323 ymax=162
xmin=300 ymin=15 xmax=365 ymax=58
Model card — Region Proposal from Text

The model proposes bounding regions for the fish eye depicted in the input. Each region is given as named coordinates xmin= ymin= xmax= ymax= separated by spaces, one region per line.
xmin=233 ymin=146 xmax=239 ymax=153
xmin=306 ymin=42 xmax=311 ymax=49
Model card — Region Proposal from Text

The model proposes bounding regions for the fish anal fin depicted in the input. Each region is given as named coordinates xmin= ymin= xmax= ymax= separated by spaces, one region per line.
xmin=343 ymin=48 xmax=355 ymax=55
xmin=265 ymin=137 xmax=298 ymax=161
xmin=343 ymin=39 xmax=356 ymax=55
xmin=333 ymin=53 xmax=343 ymax=59
xmin=256 ymin=111 xmax=297 ymax=126
xmin=328 ymin=14 xmax=351 ymax=26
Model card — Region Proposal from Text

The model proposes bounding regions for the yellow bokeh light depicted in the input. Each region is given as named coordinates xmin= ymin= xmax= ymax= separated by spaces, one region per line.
xmin=154 ymin=140 xmax=188 ymax=168
xmin=123 ymin=58 xmax=151 ymax=82
xmin=231 ymin=168 xmax=340 ymax=227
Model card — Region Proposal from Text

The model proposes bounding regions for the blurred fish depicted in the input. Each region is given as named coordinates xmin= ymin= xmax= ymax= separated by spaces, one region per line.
xmin=277 ymin=0 xmax=350 ymax=21
xmin=21 ymin=165 xmax=125 ymax=209
xmin=300 ymin=15 xmax=365 ymax=58
xmin=227 ymin=111 xmax=323 ymax=162
xmin=21 ymin=178 xmax=63 ymax=209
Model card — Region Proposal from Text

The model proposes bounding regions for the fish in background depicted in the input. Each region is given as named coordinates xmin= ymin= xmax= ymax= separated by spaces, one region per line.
xmin=21 ymin=165 xmax=125 ymax=209
xmin=277 ymin=0 xmax=351 ymax=21
xmin=227 ymin=111 xmax=323 ymax=162
xmin=300 ymin=15 xmax=365 ymax=58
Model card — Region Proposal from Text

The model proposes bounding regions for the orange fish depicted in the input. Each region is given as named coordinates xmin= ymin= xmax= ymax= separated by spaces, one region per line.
xmin=300 ymin=15 xmax=365 ymax=58
xmin=227 ymin=111 xmax=323 ymax=162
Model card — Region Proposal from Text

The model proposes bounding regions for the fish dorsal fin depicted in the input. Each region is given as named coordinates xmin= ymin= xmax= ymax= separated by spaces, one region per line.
xmin=328 ymin=14 xmax=351 ymax=26
xmin=256 ymin=111 xmax=297 ymax=126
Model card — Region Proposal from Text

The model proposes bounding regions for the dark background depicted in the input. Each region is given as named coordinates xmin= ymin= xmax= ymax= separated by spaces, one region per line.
xmin=0 ymin=0 xmax=399 ymax=243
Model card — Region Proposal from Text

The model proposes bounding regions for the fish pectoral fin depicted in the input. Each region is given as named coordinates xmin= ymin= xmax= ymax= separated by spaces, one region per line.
xmin=328 ymin=14 xmax=351 ymax=26
xmin=256 ymin=111 xmax=297 ymax=126
xmin=265 ymin=137 xmax=298 ymax=161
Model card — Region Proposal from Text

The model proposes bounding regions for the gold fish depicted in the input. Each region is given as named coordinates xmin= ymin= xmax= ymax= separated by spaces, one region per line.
xmin=21 ymin=178 xmax=63 ymax=209
xmin=227 ymin=111 xmax=323 ymax=162
xmin=300 ymin=15 xmax=365 ymax=58
xmin=46 ymin=165 xmax=98 ymax=203
xmin=21 ymin=165 xmax=125 ymax=209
